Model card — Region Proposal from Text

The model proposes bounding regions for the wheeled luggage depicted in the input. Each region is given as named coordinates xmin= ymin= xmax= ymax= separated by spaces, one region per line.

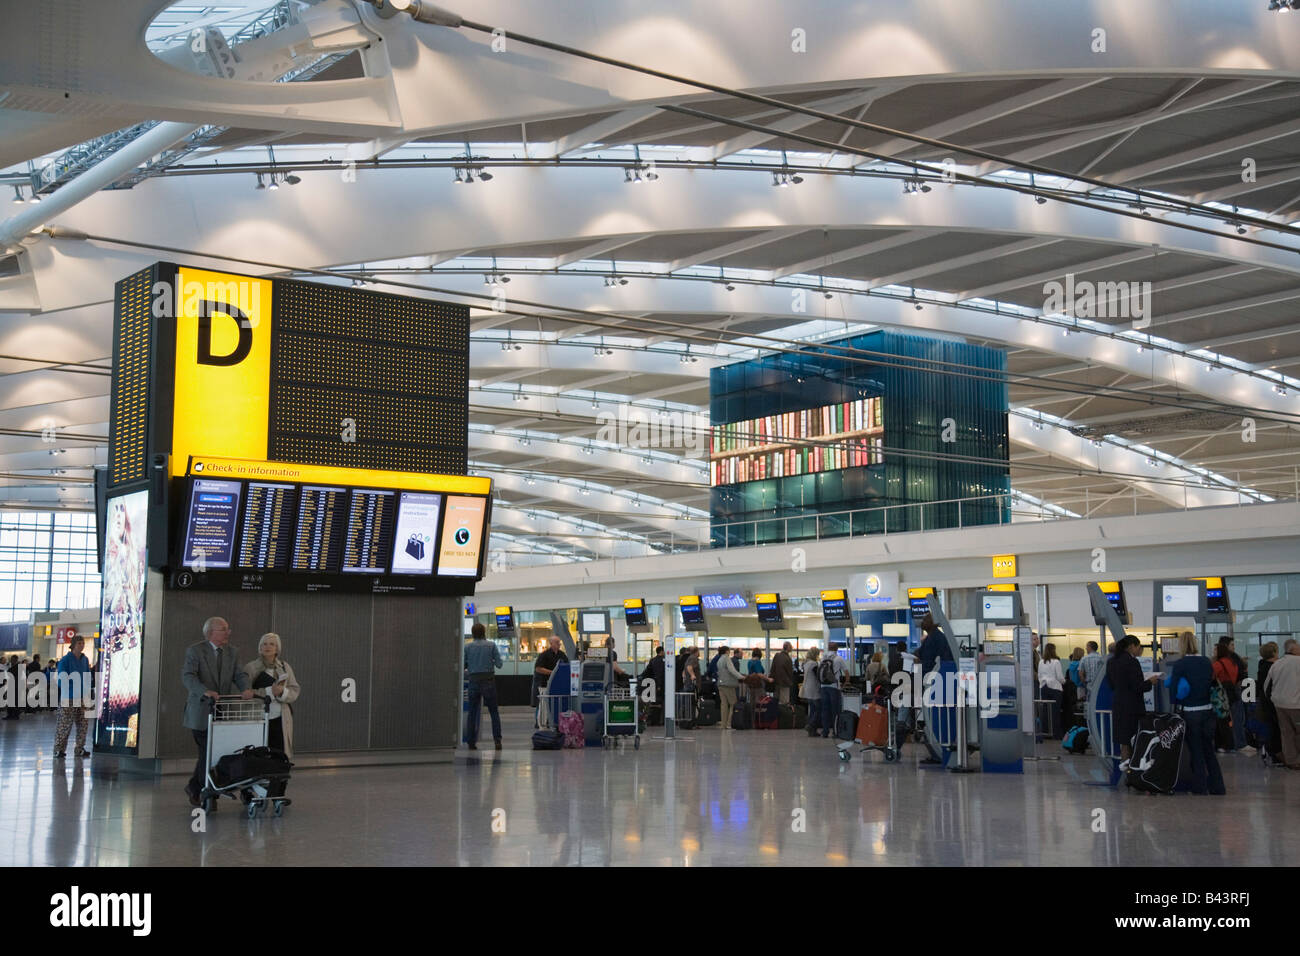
xmin=777 ymin=703 xmax=795 ymax=729
xmin=532 ymin=729 xmax=563 ymax=750
xmin=697 ymin=699 xmax=720 ymax=726
xmin=834 ymin=710 xmax=858 ymax=742
xmin=755 ymin=694 xmax=779 ymax=730
xmin=1122 ymin=713 xmax=1185 ymax=794
xmin=201 ymin=695 xmax=291 ymax=818
xmin=559 ymin=710 xmax=586 ymax=749
xmin=856 ymin=698 xmax=889 ymax=748
xmin=731 ymin=699 xmax=754 ymax=730
xmin=213 ymin=745 xmax=290 ymax=787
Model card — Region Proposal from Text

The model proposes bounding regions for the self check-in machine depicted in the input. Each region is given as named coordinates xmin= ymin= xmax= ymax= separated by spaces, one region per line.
xmin=976 ymin=589 xmax=1024 ymax=773
xmin=1150 ymin=579 xmax=1208 ymax=711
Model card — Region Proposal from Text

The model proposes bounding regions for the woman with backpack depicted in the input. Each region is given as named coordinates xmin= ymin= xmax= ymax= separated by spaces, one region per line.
xmin=1212 ymin=638 xmax=1247 ymax=753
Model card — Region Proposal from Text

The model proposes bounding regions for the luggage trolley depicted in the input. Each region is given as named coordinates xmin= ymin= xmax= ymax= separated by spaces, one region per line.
xmin=201 ymin=695 xmax=291 ymax=819
xmin=601 ymin=685 xmax=640 ymax=750
xmin=838 ymin=692 xmax=898 ymax=763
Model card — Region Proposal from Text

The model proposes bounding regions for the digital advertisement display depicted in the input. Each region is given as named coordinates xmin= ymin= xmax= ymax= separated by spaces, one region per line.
xmin=710 ymin=397 xmax=884 ymax=486
xmin=171 ymin=458 xmax=492 ymax=595
xmin=391 ymin=492 xmax=443 ymax=575
xmin=97 ymin=489 xmax=148 ymax=753
xmin=436 ymin=495 xmax=487 ymax=578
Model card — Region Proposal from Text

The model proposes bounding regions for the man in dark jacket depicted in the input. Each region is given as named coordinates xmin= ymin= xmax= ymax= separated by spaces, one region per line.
xmin=918 ymin=613 xmax=954 ymax=674
xmin=639 ymin=646 xmax=666 ymax=704
xmin=768 ymin=642 xmax=796 ymax=705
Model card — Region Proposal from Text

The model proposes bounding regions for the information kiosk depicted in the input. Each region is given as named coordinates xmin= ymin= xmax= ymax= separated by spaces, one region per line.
xmin=1150 ymin=579 xmax=1209 ymax=711
xmin=975 ymin=589 xmax=1024 ymax=773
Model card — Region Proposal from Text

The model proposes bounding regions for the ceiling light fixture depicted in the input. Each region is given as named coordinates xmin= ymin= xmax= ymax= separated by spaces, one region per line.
xmin=10 ymin=186 xmax=23 ymax=204
xmin=254 ymin=173 xmax=266 ymax=190
xmin=267 ymin=174 xmax=279 ymax=191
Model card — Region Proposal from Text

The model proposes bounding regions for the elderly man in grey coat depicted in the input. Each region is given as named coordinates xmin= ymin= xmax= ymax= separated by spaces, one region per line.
xmin=182 ymin=616 xmax=251 ymax=808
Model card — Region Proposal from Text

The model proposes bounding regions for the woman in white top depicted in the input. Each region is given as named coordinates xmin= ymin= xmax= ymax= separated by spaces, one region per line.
xmin=243 ymin=632 xmax=301 ymax=798
xmin=1037 ymin=643 xmax=1066 ymax=740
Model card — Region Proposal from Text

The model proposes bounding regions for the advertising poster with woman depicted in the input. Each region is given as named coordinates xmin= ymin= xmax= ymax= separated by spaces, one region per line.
xmin=97 ymin=489 xmax=148 ymax=752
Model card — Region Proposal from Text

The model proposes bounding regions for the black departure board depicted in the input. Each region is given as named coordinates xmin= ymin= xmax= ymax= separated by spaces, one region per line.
xmin=238 ymin=482 xmax=297 ymax=571
xmin=342 ymin=490 xmax=396 ymax=574
xmin=292 ymin=485 xmax=348 ymax=572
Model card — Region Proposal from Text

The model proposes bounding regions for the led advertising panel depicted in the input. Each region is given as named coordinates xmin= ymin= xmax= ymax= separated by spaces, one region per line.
xmin=390 ymin=492 xmax=443 ymax=575
xmin=97 ymin=489 xmax=149 ymax=754
xmin=436 ymin=495 xmax=487 ymax=578
xmin=710 ymin=397 xmax=883 ymax=486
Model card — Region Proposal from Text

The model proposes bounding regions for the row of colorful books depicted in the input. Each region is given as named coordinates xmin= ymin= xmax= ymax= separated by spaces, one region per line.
xmin=709 ymin=437 xmax=883 ymax=486
xmin=711 ymin=397 xmax=882 ymax=454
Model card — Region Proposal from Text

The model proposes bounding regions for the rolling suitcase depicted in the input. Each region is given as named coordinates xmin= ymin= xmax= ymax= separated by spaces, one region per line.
xmin=532 ymin=729 xmax=563 ymax=750
xmin=1062 ymin=724 xmax=1089 ymax=754
xmin=856 ymin=699 xmax=889 ymax=748
xmin=755 ymin=694 xmax=779 ymax=730
xmin=834 ymin=710 xmax=858 ymax=742
xmin=1123 ymin=713 xmax=1185 ymax=794
xmin=777 ymin=704 xmax=795 ymax=730
xmin=793 ymin=703 xmax=808 ymax=727
xmin=696 ymin=699 xmax=720 ymax=726
xmin=731 ymin=700 xmax=754 ymax=730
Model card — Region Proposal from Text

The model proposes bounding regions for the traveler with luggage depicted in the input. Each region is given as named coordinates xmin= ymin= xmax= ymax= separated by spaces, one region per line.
xmin=1038 ymin=643 xmax=1066 ymax=740
xmin=716 ymin=645 xmax=746 ymax=729
xmin=1162 ymin=630 xmax=1225 ymax=795
xmin=817 ymin=648 xmax=848 ymax=739
xmin=801 ymin=648 xmax=822 ymax=736
xmin=747 ymin=649 xmax=766 ymax=698
xmin=865 ymin=652 xmax=887 ymax=688
xmin=533 ymin=636 xmax=568 ymax=718
xmin=243 ymin=632 xmax=300 ymax=801
xmin=1263 ymin=638 xmax=1300 ymax=769
xmin=181 ymin=617 xmax=253 ymax=808
xmin=918 ymin=613 xmax=953 ymax=674
xmin=1256 ymin=642 xmax=1285 ymax=766
xmin=1212 ymin=637 xmax=1248 ymax=753
xmin=464 ymin=622 xmax=504 ymax=751
xmin=769 ymin=642 xmax=795 ymax=705
xmin=1106 ymin=635 xmax=1162 ymax=761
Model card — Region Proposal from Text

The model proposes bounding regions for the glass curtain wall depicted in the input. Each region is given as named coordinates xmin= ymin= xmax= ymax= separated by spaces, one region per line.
xmin=0 ymin=512 xmax=101 ymax=623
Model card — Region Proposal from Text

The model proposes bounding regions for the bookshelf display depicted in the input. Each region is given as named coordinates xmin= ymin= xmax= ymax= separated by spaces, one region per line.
xmin=709 ymin=397 xmax=884 ymax=486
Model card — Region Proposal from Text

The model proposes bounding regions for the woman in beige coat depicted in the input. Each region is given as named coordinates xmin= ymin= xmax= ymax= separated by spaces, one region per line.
xmin=243 ymin=632 xmax=301 ymax=797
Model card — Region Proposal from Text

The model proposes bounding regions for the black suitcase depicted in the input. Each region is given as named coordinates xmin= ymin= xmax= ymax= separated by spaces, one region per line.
xmin=696 ymin=699 xmax=720 ymax=726
xmin=532 ymin=729 xmax=563 ymax=750
xmin=213 ymin=745 xmax=291 ymax=787
xmin=645 ymin=704 xmax=663 ymax=727
xmin=835 ymin=710 xmax=858 ymax=741
xmin=1124 ymin=713 xmax=1186 ymax=794
xmin=777 ymin=704 xmax=795 ymax=730
xmin=700 ymin=677 xmax=719 ymax=701
xmin=794 ymin=703 xmax=808 ymax=727
xmin=731 ymin=700 xmax=753 ymax=730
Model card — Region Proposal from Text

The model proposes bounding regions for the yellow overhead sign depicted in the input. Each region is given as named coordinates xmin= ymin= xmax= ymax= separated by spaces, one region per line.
xmin=679 ymin=595 xmax=701 ymax=607
xmin=1192 ymin=576 xmax=1223 ymax=589
xmin=624 ymin=598 xmax=645 ymax=610
xmin=187 ymin=456 xmax=492 ymax=495
xmin=820 ymin=589 xmax=847 ymax=602
xmin=1098 ymin=581 xmax=1122 ymax=594
xmin=992 ymin=554 xmax=1018 ymax=578
xmin=172 ymin=267 xmax=274 ymax=476
xmin=987 ymin=583 xmax=1017 ymax=592
xmin=907 ymin=587 xmax=934 ymax=599
xmin=755 ymin=592 xmax=779 ymax=604
xmin=494 ymin=606 xmax=513 ymax=616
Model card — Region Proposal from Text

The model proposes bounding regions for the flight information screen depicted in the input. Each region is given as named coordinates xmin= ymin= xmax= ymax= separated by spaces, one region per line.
xmin=238 ymin=482 xmax=297 ymax=571
xmin=171 ymin=461 xmax=490 ymax=595
xmin=292 ymin=485 xmax=348 ymax=572
xmin=342 ymin=490 xmax=397 ymax=574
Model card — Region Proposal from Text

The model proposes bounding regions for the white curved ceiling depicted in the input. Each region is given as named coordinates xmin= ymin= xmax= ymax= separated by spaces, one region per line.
xmin=1 ymin=0 xmax=1299 ymax=564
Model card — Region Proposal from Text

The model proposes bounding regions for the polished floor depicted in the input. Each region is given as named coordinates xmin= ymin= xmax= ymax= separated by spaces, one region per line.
xmin=1 ymin=708 xmax=1296 ymax=866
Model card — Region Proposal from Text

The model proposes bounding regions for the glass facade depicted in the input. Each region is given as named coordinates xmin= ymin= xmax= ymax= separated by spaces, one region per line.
xmin=0 ymin=512 xmax=101 ymax=624
xmin=709 ymin=331 xmax=1010 ymax=546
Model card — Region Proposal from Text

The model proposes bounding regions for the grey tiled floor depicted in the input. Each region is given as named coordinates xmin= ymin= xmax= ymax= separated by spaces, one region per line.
xmin=2 ymin=708 xmax=1296 ymax=866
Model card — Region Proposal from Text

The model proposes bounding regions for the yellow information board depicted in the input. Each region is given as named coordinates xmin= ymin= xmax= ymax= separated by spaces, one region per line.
xmin=992 ymin=554 xmax=1018 ymax=578
xmin=188 ymin=455 xmax=491 ymax=495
